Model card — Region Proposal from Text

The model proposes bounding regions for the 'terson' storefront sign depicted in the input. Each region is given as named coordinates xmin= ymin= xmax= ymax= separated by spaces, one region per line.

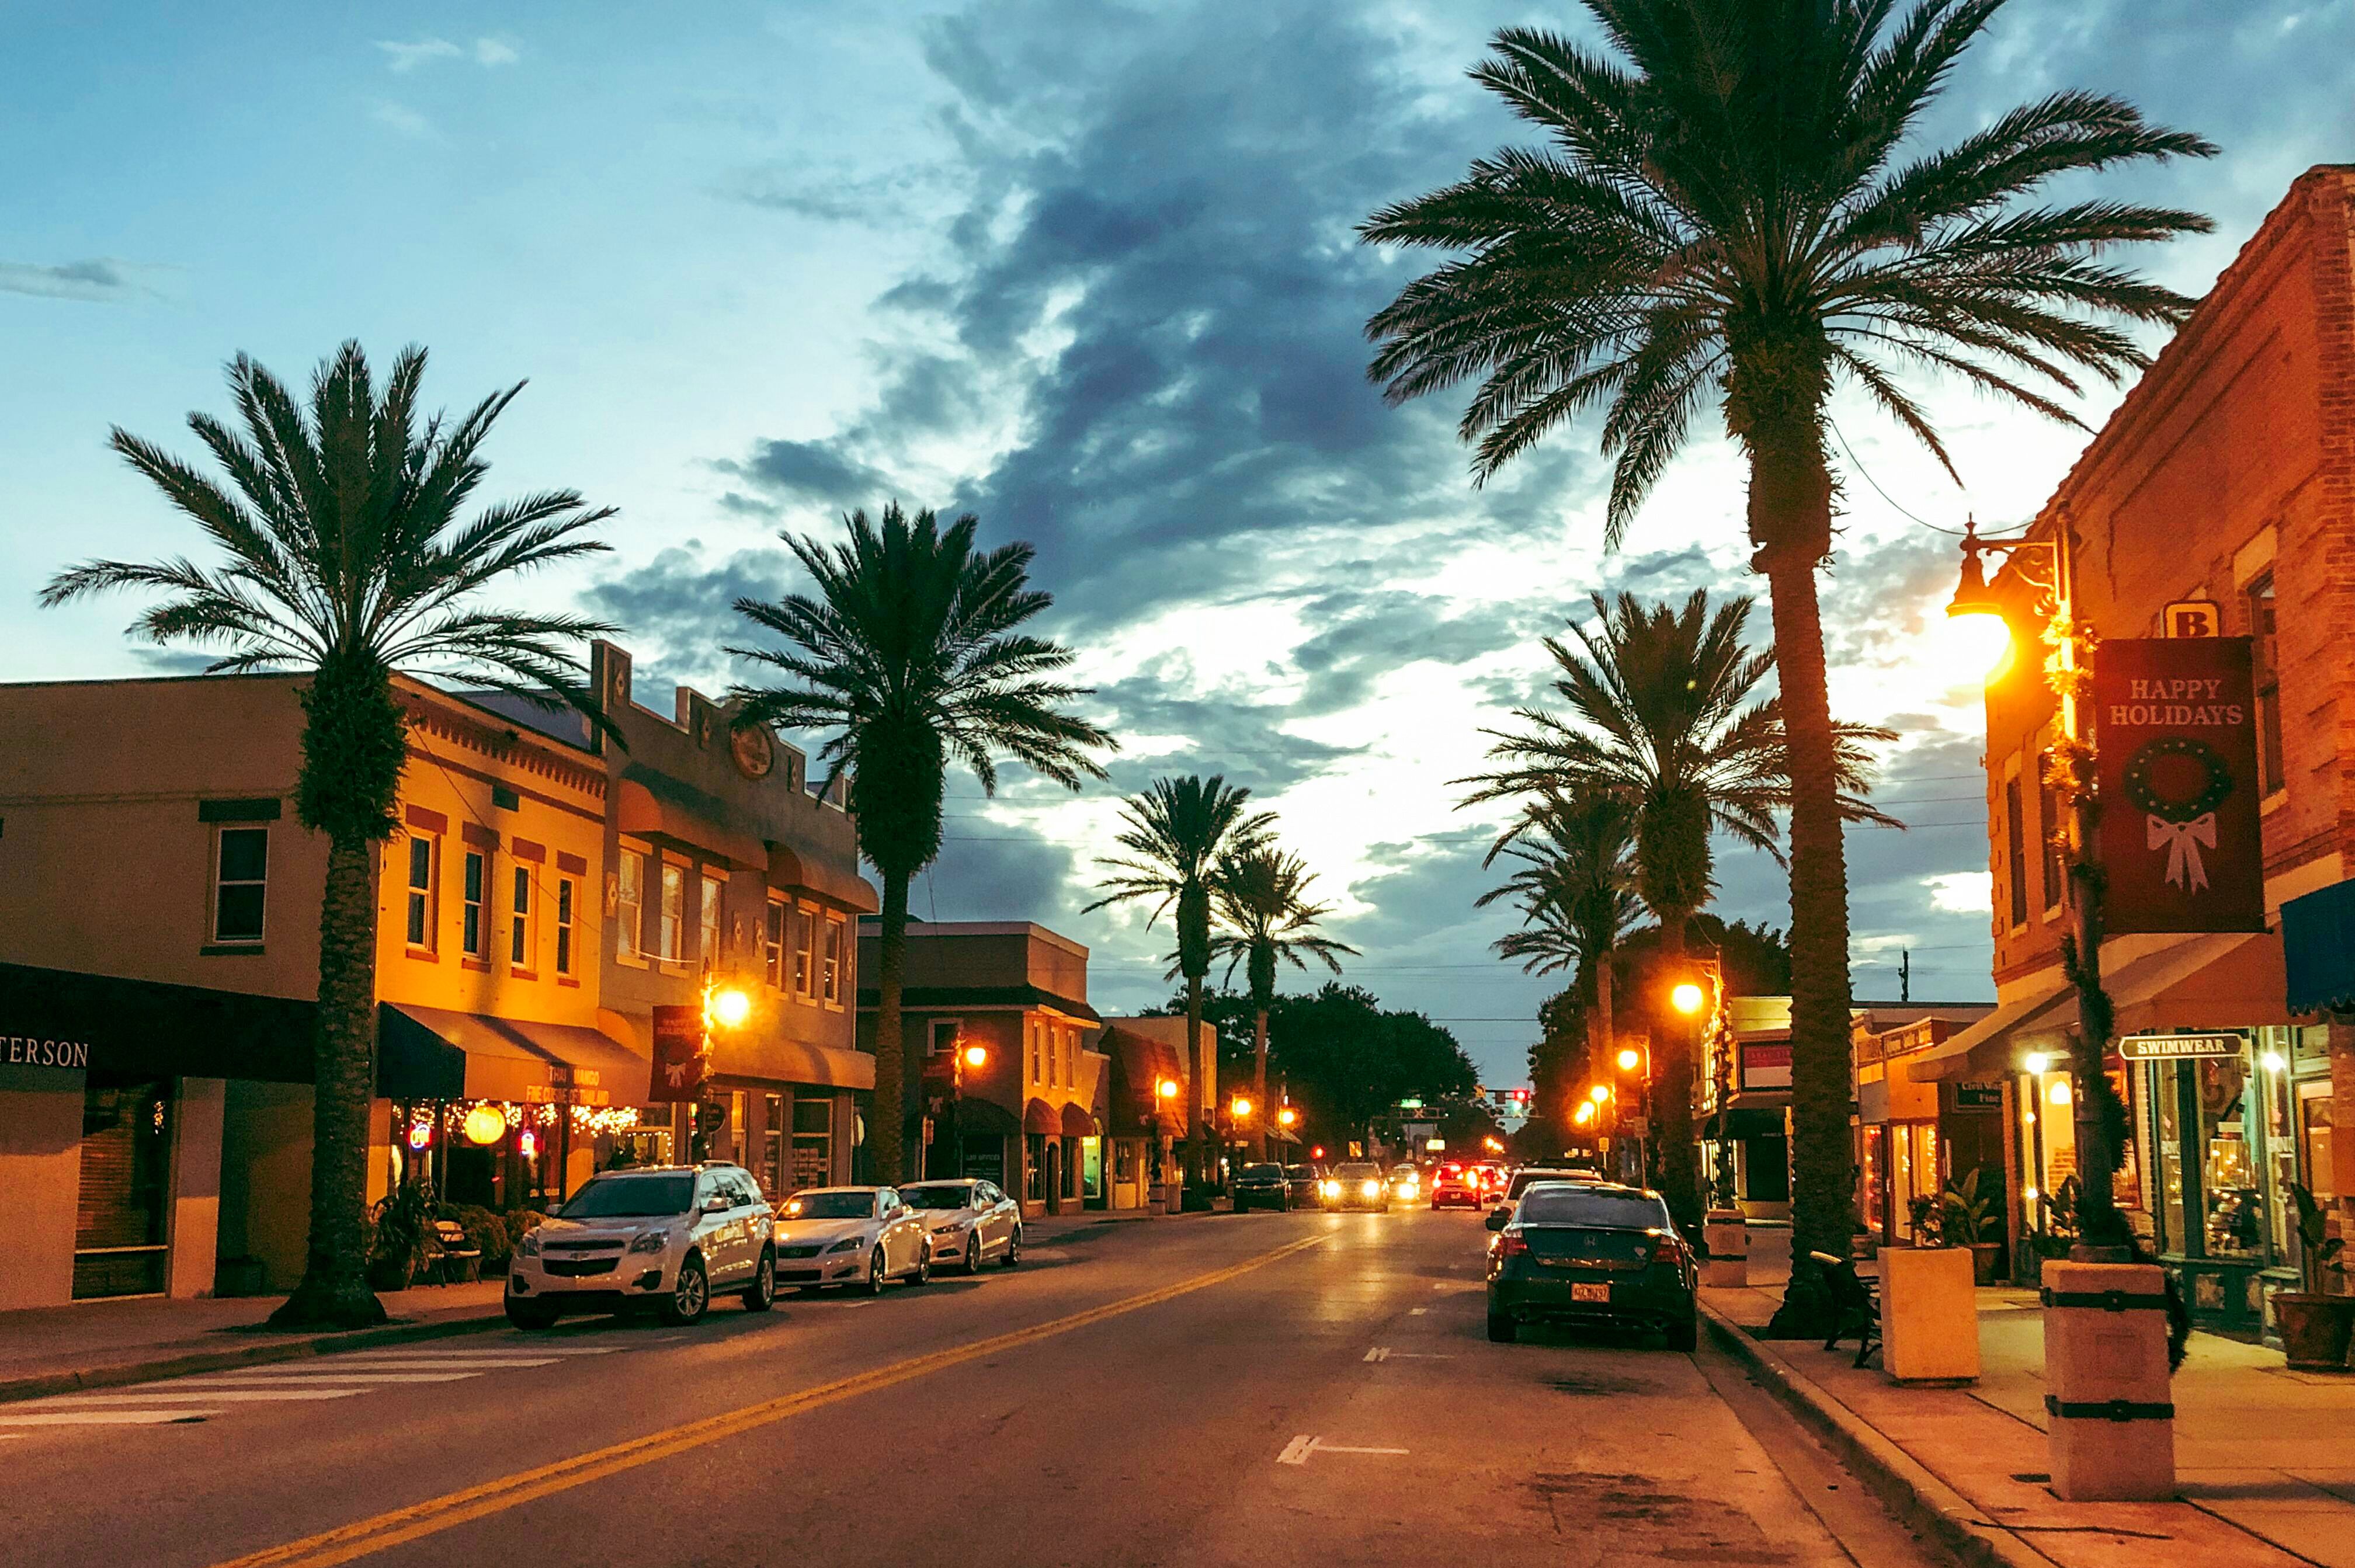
xmin=4 ymin=1034 xmax=93 ymax=1069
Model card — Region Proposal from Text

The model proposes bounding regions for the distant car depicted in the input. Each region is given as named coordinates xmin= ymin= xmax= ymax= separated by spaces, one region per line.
xmin=1234 ymin=1162 xmax=1298 ymax=1212
xmin=1321 ymin=1161 xmax=1390 ymax=1212
xmin=1485 ymin=1182 xmax=1697 ymax=1350
xmin=1429 ymin=1163 xmax=1484 ymax=1209
xmin=1388 ymin=1163 xmax=1423 ymax=1204
xmin=772 ymin=1186 xmax=933 ymax=1294
xmin=1503 ymin=1164 xmax=1606 ymax=1204
xmin=897 ymin=1178 xmax=1023 ymax=1272
xmin=506 ymin=1162 xmax=775 ymax=1329
xmin=1284 ymin=1166 xmax=1323 ymax=1208
xmin=1474 ymin=1161 xmax=1509 ymax=1195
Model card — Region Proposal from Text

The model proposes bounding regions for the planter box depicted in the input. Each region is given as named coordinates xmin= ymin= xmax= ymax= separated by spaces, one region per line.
xmin=1702 ymin=1211 xmax=1748 ymax=1288
xmin=2044 ymin=1260 xmax=2173 ymax=1500
xmin=1880 ymin=1245 xmax=1979 ymax=1383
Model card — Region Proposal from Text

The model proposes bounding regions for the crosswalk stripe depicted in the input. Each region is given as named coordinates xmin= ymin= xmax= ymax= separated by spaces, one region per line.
xmin=348 ymin=1345 xmax=620 ymax=1358
xmin=26 ymin=1389 xmax=367 ymax=1406
xmin=0 ymin=1410 xmax=219 ymax=1426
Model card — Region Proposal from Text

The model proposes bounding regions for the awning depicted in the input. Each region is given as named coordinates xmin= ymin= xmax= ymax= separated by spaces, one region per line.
xmin=2284 ymin=878 xmax=2355 ymax=1013
xmin=707 ymin=1030 xmax=876 ymax=1091
xmin=0 ymin=961 xmax=313 ymax=1084
xmin=1912 ymin=933 xmax=2288 ymax=1082
xmin=613 ymin=774 xmax=767 ymax=868
xmin=955 ymin=1097 xmax=1022 ymax=1139
xmin=1102 ymin=1025 xmax=1186 ymax=1135
xmin=379 ymin=1004 xmax=651 ymax=1106
xmin=767 ymin=844 xmax=880 ymax=915
xmin=1061 ymin=1103 xmax=1098 ymax=1138
xmin=1023 ymin=1097 xmax=1060 ymax=1134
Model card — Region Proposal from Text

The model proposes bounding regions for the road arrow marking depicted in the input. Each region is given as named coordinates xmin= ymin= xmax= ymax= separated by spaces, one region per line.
xmin=1277 ymin=1435 xmax=1318 ymax=1465
xmin=1363 ymin=1346 xmax=1390 ymax=1362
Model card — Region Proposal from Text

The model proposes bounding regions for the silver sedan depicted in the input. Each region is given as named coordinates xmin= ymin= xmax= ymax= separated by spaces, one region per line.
xmin=896 ymin=1178 xmax=1024 ymax=1273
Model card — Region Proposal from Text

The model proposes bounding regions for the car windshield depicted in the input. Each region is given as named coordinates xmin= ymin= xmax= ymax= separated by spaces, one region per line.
xmin=782 ymin=1192 xmax=875 ymax=1220
xmin=1509 ymin=1169 xmax=1592 ymax=1197
xmin=1518 ymin=1187 xmax=1671 ymax=1230
xmin=1333 ymin=1163 xmax=1380 ymax=1180
xmin=1241 ymin=1163 xmax=1283 ymax=1179
xmin=560 ymin=1174 xmax=693 ymax=1219
xmin=897 ymin=1185 xmax=976 ymax=1211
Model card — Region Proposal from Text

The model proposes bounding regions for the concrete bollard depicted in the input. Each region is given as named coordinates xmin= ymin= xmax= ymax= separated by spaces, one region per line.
xmin=1703 ymin=1210 xmax=1748 ymax=1288
xmin=2043 ymin=1261 xmax=2176 ymax=1501
xmin=1881 ymin=1245 xmax=1979 ymax=1382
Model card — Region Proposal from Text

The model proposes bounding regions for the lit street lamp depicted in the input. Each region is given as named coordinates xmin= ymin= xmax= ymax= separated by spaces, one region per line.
xmin=1670 ymin=982 xmax=1705 ymax=1016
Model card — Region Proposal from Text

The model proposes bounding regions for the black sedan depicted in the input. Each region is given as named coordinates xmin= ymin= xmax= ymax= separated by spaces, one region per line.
xmin=1233 ymin=1162 xmax=1297 ymax=1211
xmin=1484 ymin=1182 xmax=1697 ymax=1350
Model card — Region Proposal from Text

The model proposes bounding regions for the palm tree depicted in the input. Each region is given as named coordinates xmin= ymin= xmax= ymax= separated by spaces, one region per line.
xmin=1363 ymin=1 xmax=2212 ymax=1308
xmin=730 ymin=504 xmax=1114 ymax=1185
xmin=1476 ymin=790 xmax=1643 ymax=1108
xmin=1465 ymin=590 xmax=1894 ymax=1234
xmin=1088 ymin=776 xmax=1273 ymax=1190
xmin=42 ymin=342 xmax=618 ymax=1329
xmin=1208 ymin=847 xmax=1357 ymax=1157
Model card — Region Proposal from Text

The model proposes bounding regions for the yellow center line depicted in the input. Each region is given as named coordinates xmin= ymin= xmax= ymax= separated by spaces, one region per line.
xmin=212 ymin=1233 xmax=1326 ymax=1568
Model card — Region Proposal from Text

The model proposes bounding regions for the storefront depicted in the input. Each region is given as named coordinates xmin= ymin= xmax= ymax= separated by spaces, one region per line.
xmin=1853 ymin=1009 xmax=2002 ymax=1252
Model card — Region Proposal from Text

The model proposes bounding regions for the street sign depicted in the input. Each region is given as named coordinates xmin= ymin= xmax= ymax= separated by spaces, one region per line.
xmin=2119 ymin=1032 xmax=2243 ymax=1061
xmin=1396 ymin=1098 xmax=1423 ymax=1111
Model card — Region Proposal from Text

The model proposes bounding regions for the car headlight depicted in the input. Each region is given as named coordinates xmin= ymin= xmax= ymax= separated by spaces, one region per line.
xmin=626 ymin=1229 xmax=669 ymax=1255
xmin=1361 ymin=1181 xmax=1380 ymax=1197
xmin=825 ymin=1236 xmax=863 ymax=1253
xmin=1319 ymin=1181 xmax=1339 ymax=1197
xmin=932 ymin=1221 xmax=971 ymax=1234
xmin=517 ymin=1229 xmax=541 ymax=1258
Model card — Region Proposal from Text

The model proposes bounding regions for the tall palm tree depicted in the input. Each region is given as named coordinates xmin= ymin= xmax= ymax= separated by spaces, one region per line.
xmin=1363 ymin=1 xmax=2212 ymax=1308
xmin=1208 ymin=847 xmax=1356 ymax=1157
xmin=43 ymin=342 xmax=617 ymax=1329
xmin=1464 ymin=590 xmax=1894 ymax=1234
xmin=730 ymin=504 xmax=1114 ymax=1184
xmin=1476 ymin=790 xmax=1643 ymax=1109
xmin=1088 ymin=776 xmax=1273 ymax=1190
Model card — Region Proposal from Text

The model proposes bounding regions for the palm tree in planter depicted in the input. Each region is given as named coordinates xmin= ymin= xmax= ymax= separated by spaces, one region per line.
xmin=43 ymin=342 xmax=619 ymax=1329
xmin=730 ymin=503 xmax=1114 ymax=1185
xmin=1464 ymin=590 xmax=1895 ymax=1236
xmin=1088 ymin=776 xmax=1272 ymax=1192
xmin=1476 ymin=790 xmax=1642 ymax=1084
xmin=1363 ymin=3 xmax=2212 ymax=1318
xmin=1208 ymin=846 xmax=1356 ymax=1159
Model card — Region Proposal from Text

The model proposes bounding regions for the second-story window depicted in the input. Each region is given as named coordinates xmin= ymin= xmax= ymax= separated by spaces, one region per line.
xmin=764 ymin=899 xmax=787 ymax=989
xmin=555 ymin=877 xmax=576 ymax=976
xmin=820 ymin=915 xmax=843 ymax=1004
xmin=659 ymin=862 xmax=686 ymax=962
xmin=1029 ymin=1022 xmax=1042 ymax=1085
xmin=2037 ymin=751 xmax=2065 ymax=916
xmin=405 ymin=835 xmax=437 ymax=950
xmin=700 ymin=873 xmax=725 ymax=972
xmin=212 ymin=826 xmax=269 ymax=944
xmin=2003 ymin=777 xmax=2028 ymax=930
xmin=510 ymin=865 xmax=534 ymax=970
xmin=2249 ymin=573 xmax=2283 ymax=795
xmin=461 ymin=849 xmax=488 ymax=957
xmin=617 ymin=850 xmax=644 ymax=959
xmin=793 ymin=906 xmax=815 ymax=999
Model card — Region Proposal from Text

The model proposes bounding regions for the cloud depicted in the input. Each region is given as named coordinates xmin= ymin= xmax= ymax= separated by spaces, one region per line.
xmin=1927 ymin=872 xmax=1995 ymax=916
xmin=715 ymin=440 xmax=895 ymax=512
xmin=375 ymin=37 xmax=518 ymax=72
xmin=370 ymin=102 xmax=439 ymax=141
xmin=0 ymin=258 xmax=151 ymax=303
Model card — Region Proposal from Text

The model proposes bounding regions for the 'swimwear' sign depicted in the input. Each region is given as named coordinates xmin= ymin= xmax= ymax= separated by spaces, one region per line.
xmin=5 ymin=1034 xmax=92 ymax=1070
xmin=2092 ymin=638 xmax=2265 ymax=935
xmin=649 ymin=1005 xmax=706 ymax=1103
xmin=2118 ymin=1032 xmax=2244 ymax=1061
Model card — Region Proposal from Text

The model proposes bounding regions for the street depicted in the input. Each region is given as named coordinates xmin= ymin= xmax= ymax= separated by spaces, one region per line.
xmin=8 ymin=1209 xmax=1951 ymax=1568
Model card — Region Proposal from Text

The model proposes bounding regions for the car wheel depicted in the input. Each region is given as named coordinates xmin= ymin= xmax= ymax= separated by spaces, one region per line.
xmin=1002 ymin=1226 xmax=1022 ymax=1268
xmin=1487 ymin=1311 xmax=1518 ymax=1344
xmin=741 ymin=1248 xmax=776 ymax=1312
xmin=861 ymin=1247 xmax=886 ymax=1296
xmin=964 ymin=1235 xmax=982 ymax=1274
xmin=1665 ymin=1317 xmax=1698 ymax=1353
xmin=660 ymin=1256 xmax=709 ymax=1326
xmin=505 ymin=1300 xmax=560 ymax=1331
xmin=911 ymin=1249 xmax=932 ymax=1286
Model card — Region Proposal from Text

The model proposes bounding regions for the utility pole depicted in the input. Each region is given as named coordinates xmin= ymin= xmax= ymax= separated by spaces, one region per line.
xmin=1899 ymin=948 xmax=1911 ymax=1004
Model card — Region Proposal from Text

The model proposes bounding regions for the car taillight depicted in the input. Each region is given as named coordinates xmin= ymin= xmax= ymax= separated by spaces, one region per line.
xmin=1496 ymin=1229 xmax=1529 ymax=1257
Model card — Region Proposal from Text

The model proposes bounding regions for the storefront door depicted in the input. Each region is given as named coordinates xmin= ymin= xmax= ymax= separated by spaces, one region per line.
xmin=75 ymin=1075 xmax=172 ymax=1299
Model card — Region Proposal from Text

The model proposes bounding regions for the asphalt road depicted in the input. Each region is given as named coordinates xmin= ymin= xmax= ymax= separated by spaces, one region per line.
xmin=8 ymin=1208 xmax=1953 ymax=1568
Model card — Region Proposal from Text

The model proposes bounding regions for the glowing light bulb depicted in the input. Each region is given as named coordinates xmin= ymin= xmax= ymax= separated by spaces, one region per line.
xmin=2047 ymin=1079 xmax=2072 ymax=1107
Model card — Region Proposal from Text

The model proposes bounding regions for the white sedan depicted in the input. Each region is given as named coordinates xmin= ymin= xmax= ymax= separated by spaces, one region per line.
xmin=772 ymin=1186 xmax=933 ymax=1294
xmin=898 ymin=1178 xmax=1024 ymax=1273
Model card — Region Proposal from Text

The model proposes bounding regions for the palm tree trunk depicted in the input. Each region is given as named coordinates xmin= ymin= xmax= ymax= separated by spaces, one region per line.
xmin=1652 ymin=917 xmax=1703 ymax=1236
xmin=268 ymin=834 xmax=387 ymax=1330
xmin=872 ymin=870 xmax=912 ymax=1186
xmin=1185 ymin=972 xmax=1209 ymax=1192
xmin=1251 ymin=1003 xmax=1270 ymax=1162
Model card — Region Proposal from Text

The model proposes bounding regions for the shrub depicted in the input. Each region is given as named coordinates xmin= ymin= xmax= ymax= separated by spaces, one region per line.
xmin=437 ymin=1203 xmax=513 ymax=1271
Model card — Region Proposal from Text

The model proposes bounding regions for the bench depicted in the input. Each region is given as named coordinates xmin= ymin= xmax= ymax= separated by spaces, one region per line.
xmin=431 ymin=1219 xmax=482 ymax=1284
xmin=1809 ymin=1249 xmax=1881 ymax=1368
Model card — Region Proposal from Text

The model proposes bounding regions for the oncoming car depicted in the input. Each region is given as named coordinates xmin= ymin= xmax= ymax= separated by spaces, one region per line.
xmin=1388 ymin=1163 xmax=1423 ymax=1204
xmin=1484 ymin=1181 xmax=1697 ymax=1349
xmin=1320 ymin=1162 xmax=1390 ymax=1212
xmin=773 ymin=1186 xmax=934 ymax=1294
xmin=506 ymin=1163 xmax=775 ymax=1329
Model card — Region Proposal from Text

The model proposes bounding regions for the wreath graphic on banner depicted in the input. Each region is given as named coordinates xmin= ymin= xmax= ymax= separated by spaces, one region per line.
xmin=2122 ymin=736 xmax=2234 ymax=892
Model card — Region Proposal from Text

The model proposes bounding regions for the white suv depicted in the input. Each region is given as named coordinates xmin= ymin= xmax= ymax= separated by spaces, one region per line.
xmin=506 ymin=1163 xmax=776 ymax=1328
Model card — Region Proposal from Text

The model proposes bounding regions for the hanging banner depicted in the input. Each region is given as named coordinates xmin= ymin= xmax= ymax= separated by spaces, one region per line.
xmin=649 ymin=1004 xmax=706 ymax=1102
xmin=2093 ymin=637 xmax=2264 ymax=934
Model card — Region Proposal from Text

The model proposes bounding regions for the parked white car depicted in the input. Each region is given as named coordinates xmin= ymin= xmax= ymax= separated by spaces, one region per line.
xmin=898 ymin=1178 xmax=1023 ymax=1272
xmin=772 ymin=1186 xmax=933 ymax=1293
xmin=506 ymin=1162 xmax=776 ymax=1329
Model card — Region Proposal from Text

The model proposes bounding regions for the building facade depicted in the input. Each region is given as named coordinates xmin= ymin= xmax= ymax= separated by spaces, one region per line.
xmin=1851 ymin=1004 xmax=1998 ymax=1254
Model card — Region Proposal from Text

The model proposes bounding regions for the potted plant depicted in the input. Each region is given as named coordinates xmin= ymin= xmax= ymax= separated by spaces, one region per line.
xmin=2274 ymin=1183 xmax=2354 ymax=1371
xmin=367 ymin=1181 xmax=437 ymax=1292
xmin=1943 ymin=1169 xmax=2002 ymax=1285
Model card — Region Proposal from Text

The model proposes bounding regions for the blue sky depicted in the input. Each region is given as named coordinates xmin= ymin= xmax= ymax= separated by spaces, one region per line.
xmin=10 ymin=2 xmax=2353 ymax=1084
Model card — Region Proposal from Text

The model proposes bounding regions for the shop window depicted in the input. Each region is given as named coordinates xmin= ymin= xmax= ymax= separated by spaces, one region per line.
xmin=1859 ymin=1125 xmax=1886 ymax=1242
xmin=763 ymin=1093 xmax=786 ymax=1200
xmin=212 ymin=825 xmax=269 ymax=944
xmin=2248 ymin=574 xmax=2284 ymax=795
xmin=73 ymin=1076 xmax=173 ymax=1299
xmin=405 ymin=834 xmax=438 ymax=950
xmin=555 ymin=877 xmax=577 ymax=976
xmin=1025 ymin=1133 xmax=1047 ymax=1201
xmin=822 ymin=915 xmax=844 ymax=1005
xmin=930 ymin=1019 xmax=962 ymax=1056
xmin=509 ymin=865 xmax=534 ymax=969
xmin=2003 ymin=777 xmax=2027 ymax=929
xmin=2300 ymin=1082 xmax=2336 ymax=1205
xmin=2195 ymin=1055 xmax=2263 ymax=1260
xmin=460 ymin=849 xmax=487 ymax=957
xmin=793 ymin=906 xmax=815 ymax=999
xmin=700 ymin=872 xmax=725 ymax=970
xmin=659 ymin=862 xmax=685 ymax=962
xmin=617 ymin=850 xmax=645 ymax=959
xmin=764 ymin=899 xmax=787 ymax=989
xmin=792 ymin=1096 xmax=835 ymax=1191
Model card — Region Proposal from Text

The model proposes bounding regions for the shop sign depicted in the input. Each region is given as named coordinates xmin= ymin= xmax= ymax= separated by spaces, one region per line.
xmin=1953 ymin=1082 xmax=2003 ymax=1109
xmin=2093 ymin=638 xmax=2265 ymax=934
xmin=2118 ymin=1032 xmax=2243 ymax=1061
xmin=1741 ymin=1041 xmax=1791 ymax=1090
xmin=5 ymin=1034 xmax=92 ymax=1070
xmin=650 ymin=1004 xmax=706 ymax=1102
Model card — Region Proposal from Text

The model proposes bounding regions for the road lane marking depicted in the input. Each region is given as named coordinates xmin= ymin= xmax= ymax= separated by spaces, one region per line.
xmin=181 ymin=1374 xmax=486 ymax=1386
xmin=1279 ymin=1436 xmax=1409 ymax=1465
xmin=210 ymin=1233 xmax=1326 ymax=1568
xmin=299 ymin=1357 xmax=561 ymax=1369
xmin=1364 ymin=1347 xmax=1389 ymax=1362
xmin=1318 ymin=1443 xmax=1409 ymax=1456
xmin=0 ymin=1410 xmax=221 ymax=1425
xmin=345 ymin=1347 xmax=620 ymax=1358
xmin=27 ymin=1389 xmax=368 ymax=1405
xmin=1408 ymin=1307 xmax=1427 ymax=1316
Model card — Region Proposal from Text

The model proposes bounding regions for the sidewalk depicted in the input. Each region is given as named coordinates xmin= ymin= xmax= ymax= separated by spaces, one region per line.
xmin=0 ymin=1280 xmax=509 ymax=1403
xmin=1705 ymin=1234 xmax=2355 ymax=1567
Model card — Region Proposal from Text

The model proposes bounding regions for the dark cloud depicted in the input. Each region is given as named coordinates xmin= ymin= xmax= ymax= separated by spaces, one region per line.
xmin=718 ymin=440 xmax=896 ymax=512
xmin=0 ymin=259 xmax=147 ymax=302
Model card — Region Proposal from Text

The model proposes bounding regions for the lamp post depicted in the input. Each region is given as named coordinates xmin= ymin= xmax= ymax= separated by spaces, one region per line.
xmin=1672 ymin=968 xmax=1733 ymax=1208
xmin=935 ymin=1035 xmax=988 ymax=1181
xmin=690 ymin=974 xmax=753 ymax=1164
xmin=1228 ymin=1094 xmax=1254 ymax=1193
xmin=1613 ymin=1042 xmax=1649 ymax=1185
xmin=1947 ymin=518 xmax=2128 ymax=1260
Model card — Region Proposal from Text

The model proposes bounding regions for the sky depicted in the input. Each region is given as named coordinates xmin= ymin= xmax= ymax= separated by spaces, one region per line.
xmin=9 ymin=2 xmax=2353 ymax=1087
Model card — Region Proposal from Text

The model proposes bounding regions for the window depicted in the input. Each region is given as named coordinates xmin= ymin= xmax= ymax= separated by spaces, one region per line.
xmin=509 ymin=865 xmax=534 ymax=969
xmin=461 ymin=849 xmax=488 ymax=957
xmin=2037 ymin=750 xmax=2065 ymax=915
xmin=821 ymin=915 xmax=844 ymax=1004
xmin=762 ymin=1093 xmax=786 ymax=1200
xmin=930 ymin=1020 xmax=961 ymax=1056
xmin=764 ymin=899 xmax=787 ymax=989
xmin=1029 ymin=1023 xmax=1042 ymax=1086
xmin=555 ymin=877 xmax=576 ymax=976
xmin=404 ymin=835 xmax=437 ymax=950
xmin=617 ymin=851 xmax=644 ymax=959
xmin=699 ymin=873 xmax=725 ymax=971
xmin=1047 ymin=1023 xmax=1059 ymax=1087
xmin=2003 ymin=776 xmax=2028 ymax=929
xmin=212 ymin=826 xmax=268 ymax=943
xmin=659 ymin=862 xmax=685 ymax=962
xmin=793 ymin=1096 xmax=835 ymax=1191
xmin=792 ymin=905 xmax=815 ymax=999
xmin=2249 ymin=574 xmax=2283 ymax=794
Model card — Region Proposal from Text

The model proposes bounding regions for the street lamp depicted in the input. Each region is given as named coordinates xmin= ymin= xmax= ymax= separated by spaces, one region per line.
xmin=1586 ymin=1083 xmax=1611 ymax=1105
xmin=1948 ymin=517 xmax=2129 ymax=1260
xmin=1670 ymin=982 xmax=1706 ymax=1016
xmin=689 ymin=976 xmax=754 ymax=1164
xmin=1616 ymin=1047 xmax=1641 ymax=1073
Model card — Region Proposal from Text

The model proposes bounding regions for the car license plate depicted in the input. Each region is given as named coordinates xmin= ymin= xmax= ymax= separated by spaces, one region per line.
xmin=1571 ymin=1282 xmax=1610 ymax=1303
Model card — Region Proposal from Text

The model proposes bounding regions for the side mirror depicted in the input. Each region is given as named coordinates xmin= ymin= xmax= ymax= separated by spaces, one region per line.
xmin=1485 ymin=1208 xmax=1511 ymax=1232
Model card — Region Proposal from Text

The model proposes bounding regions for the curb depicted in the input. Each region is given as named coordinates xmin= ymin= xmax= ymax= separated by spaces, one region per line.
xmin=1698 ymin=1301 xmax=2057 ymax=1568
xmin=0 ymin=1309 xmax=510 ymax=1407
